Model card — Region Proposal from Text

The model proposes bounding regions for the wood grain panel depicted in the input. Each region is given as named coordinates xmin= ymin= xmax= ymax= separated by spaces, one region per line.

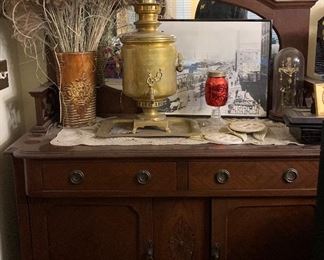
xmin=189 ymin=160 xmax=318 ymax=191
xmin=29 ymin=198 xmax=152 ymax=260
xmin=12 ymin=157 xmax=33 ymax=260
xmin=212 ymin=198 xmax=316 ymax=260
xmin=25 ymin=159 xmax=177 ymax=194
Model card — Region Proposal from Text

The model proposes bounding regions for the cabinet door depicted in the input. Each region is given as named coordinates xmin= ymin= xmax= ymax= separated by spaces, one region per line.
xmin=29 ymin=198 xmax=152 ymax=260
xmin=212 ymin=198 xmax=316 ymax=260
xmin=153 ymin=199 xmax=210 ymax=259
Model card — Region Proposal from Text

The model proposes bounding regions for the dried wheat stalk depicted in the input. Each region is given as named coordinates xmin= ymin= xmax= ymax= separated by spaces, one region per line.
xmin=2 ymin=0 xmax=124 ymax=54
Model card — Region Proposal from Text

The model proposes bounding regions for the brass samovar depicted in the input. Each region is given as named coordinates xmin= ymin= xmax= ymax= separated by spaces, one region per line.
xmin=121 ymin=0 xmax=182 ymax=133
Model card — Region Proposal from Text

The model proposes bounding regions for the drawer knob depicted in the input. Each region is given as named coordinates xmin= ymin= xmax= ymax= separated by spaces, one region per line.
xmin=136 ymin=170 xmax=152 ymax=185
xmin=283 ymin=168 xmax=299 ymax=183
xmin=69 ymin=170 xmax=85 ymax=185
xmin=215 ymin=169 xmax=230 ymax=184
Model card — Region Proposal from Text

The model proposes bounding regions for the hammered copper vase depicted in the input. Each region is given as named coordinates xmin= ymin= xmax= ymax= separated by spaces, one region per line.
xmin=56 ymin=52 xmax=96 ymax=127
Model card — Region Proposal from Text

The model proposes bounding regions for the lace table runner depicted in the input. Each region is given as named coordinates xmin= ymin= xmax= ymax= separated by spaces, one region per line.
xmin=50 ymin=118 xmax=300 ymax=147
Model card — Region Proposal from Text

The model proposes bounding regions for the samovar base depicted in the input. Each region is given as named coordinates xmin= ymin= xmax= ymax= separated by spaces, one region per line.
xmin=132 ymin=118 xmax=170 ymax=134
xmin=132 ymin=101 xmax=172 ymax=133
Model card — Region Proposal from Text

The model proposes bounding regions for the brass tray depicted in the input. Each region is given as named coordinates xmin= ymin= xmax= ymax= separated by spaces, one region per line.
xmin=96 ymin=117 xmax=201 ymax=138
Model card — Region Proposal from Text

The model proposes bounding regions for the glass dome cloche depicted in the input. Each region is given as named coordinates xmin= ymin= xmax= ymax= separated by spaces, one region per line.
xmin=270 ymin=47 xmax=305 ymax=121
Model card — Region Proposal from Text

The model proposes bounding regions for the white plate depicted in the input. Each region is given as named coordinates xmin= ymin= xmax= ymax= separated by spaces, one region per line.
xmin=252 ymin=127 xmax=268 ymax=141
xmin=226 ymin=126 xmax=248 ymax=142
xmin=204 ymin=133 xmax=243 ymax=145
xmin=229 ymin=121 xmax=266 ymax=133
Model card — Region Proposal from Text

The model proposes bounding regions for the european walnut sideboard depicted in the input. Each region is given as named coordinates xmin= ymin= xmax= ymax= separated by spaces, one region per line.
xmin=5 ymin=131 xmax=321 ymax=260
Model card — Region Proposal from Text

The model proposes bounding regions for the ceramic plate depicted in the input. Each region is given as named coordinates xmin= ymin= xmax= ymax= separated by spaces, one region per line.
xmin=226 ymin=126 xmax=248 ymax=142
xmin=204 ymin=133 xmax=243 ymax=145
xmin=252 ymin=127 xmax=268 ymax=141
xmin=229 ymin=121 xmax=266 ymax=133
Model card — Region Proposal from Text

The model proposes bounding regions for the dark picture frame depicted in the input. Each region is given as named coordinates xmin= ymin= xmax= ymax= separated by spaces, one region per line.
xmin=0 ymin=60 xmax=9 ymax=91
xmin=159 ymin=20 xmax=271 ymax=117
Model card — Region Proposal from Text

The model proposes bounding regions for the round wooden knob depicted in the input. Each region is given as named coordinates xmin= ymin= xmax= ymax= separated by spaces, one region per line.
xmin=283 ymin=168 xmax=299 ymax=183
xmin=69 ymin=170 xmax=85 ymax=185
xmin=136 ymin=170 xmax=152 ymax=185
xmin=215 ymin=169 xmax=230 ymax=184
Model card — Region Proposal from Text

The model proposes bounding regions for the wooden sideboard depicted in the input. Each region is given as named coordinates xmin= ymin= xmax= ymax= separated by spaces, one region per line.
xmin=5 ymin=130 xmax=320 ymax=260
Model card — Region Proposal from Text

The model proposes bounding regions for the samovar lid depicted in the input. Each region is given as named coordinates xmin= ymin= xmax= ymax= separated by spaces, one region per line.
xmin=121 ymin=31 xmax=175 ymax=43
xmin=208 ymin=70 xmax=226 ymax=77
xmin=121 ymin=0 xmax=175 ymax=44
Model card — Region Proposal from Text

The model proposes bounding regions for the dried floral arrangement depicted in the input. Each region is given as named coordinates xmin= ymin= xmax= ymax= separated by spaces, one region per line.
xmin=2 ymin=0 xmax=127 ymax=55
xmin=2 ymin=0 xmax=133 ymax=127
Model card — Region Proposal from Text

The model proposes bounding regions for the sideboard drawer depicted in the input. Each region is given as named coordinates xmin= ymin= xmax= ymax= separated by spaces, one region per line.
xmin=25 ymin=160 xmax=177 ymax=195
xmin=189 ymin=160 xmax=318 ymax=191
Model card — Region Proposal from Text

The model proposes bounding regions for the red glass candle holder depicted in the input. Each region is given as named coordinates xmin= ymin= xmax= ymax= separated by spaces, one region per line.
xmin=204 ymin=70 xmax=228 ymax=128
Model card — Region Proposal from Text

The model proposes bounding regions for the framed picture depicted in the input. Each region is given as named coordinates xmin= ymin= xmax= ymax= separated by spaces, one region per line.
xmin=314 ymin=83 xmax=324 ymax=116
xmin=0 ymin=60 xmax=9 ymax=91
xmin=159 ymin=20 xmax=271 ymax=117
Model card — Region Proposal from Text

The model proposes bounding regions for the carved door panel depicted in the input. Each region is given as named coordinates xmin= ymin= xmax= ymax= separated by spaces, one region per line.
xmin=29 ymin=198 xmax=153 ymax=260
xmin=153 ymin=199 xmax=210 ymax=260
xmin=212 ymin=198 xmax=316 ymax=260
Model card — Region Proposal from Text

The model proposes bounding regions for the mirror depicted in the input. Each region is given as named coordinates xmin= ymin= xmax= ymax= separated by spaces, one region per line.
xmin=161 ymin=0 xmax=280 ymax=55
xmin=115 ymin=0 xmax=280 ymax=56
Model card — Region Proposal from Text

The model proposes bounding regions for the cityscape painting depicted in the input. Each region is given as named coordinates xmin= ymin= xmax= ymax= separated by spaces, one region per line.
xmin=159 ymin=20 xmax=271 ymax=117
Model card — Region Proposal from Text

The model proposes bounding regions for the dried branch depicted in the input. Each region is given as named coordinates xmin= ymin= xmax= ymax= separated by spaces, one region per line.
xmin=3 ymin=0 xmax=124 ymax=54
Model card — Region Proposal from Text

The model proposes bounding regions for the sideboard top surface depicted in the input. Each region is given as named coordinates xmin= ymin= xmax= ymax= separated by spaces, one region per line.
xmin=5 ymin=131 xmax=320 ymax=160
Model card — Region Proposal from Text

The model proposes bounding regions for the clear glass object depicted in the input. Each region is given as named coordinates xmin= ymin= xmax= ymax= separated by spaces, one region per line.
xmin=271 ymin=47 xmax=305 ymax=120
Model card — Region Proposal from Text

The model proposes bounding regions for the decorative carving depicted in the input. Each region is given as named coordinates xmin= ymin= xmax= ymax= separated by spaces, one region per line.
xmin=169 ymin=217 xmax=195 ymax=259
xmin=62 ymin=72 xmax=95 ymax=118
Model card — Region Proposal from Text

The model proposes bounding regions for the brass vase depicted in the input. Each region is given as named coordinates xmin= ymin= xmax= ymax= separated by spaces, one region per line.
xmin=56 ymin=52 xmax=96 ymax=128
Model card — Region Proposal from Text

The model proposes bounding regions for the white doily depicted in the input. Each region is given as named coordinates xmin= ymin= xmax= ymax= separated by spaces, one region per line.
xmin=50 ymin=118 xmax=301 ymax=147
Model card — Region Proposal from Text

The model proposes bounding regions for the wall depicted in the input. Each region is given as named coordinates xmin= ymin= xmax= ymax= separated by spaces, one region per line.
xmin=0 ymin=17 xmax=47 ymax=259
xmin=17 ymin=43 xmax=48 ymax=130
xmin=308 ymin=0 xmax=324 ymax=77
xmin=0 ymin=18 xmax=24 ymax=260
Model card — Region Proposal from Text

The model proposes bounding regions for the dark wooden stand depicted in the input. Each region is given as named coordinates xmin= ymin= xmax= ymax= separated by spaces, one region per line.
xmin=6 ymin=132 xmax=320 ymax=260
xmin=29 ymin=83 xmax=59 ymax=133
